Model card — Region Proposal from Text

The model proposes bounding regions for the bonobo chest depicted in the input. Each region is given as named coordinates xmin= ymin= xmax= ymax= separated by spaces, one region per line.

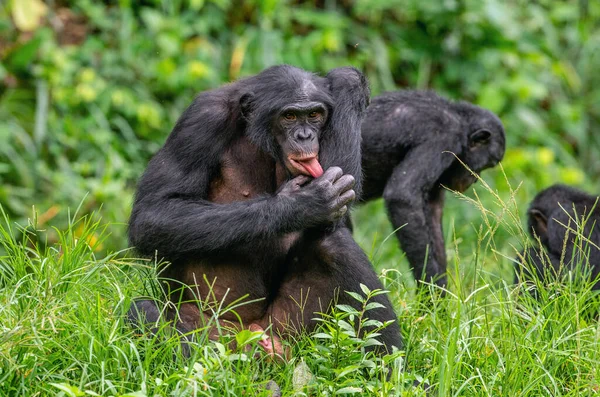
xmin=208 ymin=137 xmax=287 ymax=203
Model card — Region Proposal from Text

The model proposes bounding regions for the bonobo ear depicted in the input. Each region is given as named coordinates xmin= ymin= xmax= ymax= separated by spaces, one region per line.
xmin=529 ymin=208 xmax=548 ymax=237
xmin=240 ymin=92 xmax=254 ymax=120
xmin=469 ymin=129 xmax=491 ymax=147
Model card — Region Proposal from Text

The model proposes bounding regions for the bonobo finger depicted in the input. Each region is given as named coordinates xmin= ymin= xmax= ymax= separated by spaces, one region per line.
xmin=319 ymin=166 xmax=343 ymax=183
xmin=290 ymin=175 xmax=312 ymax=187
xmin=335 ymin=189 xmax=356 ymax=209
xmin=332 ymin=206 xmax=348 ymax=220
xmin=278 ymin=175 xmax=312 ymax=195
xmin=332 ymin=174 xmax=355 ymax=194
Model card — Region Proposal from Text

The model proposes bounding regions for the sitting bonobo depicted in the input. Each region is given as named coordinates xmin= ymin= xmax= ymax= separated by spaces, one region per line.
xmin=359 ymin=90 xmax=506 ymax=288
xmin=128 ymin=65 xmax=402 ymax=358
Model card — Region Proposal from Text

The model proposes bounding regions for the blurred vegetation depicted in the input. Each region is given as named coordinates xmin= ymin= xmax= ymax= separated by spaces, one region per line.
xmin=0 ymin=0 xmax=599 ymax=276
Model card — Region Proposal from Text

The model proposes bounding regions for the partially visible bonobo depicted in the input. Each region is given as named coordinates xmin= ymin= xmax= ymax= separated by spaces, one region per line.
xmin=515 ymin=184 xmax=600 ymax=289
xmin=128 ymin=65 xmax=402 ymax=358
xmin=359 ymin=91 xmax=506 ymax=287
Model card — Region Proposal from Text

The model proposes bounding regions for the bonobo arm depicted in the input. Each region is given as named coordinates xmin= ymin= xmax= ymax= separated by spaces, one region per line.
xmin=382 ymin=140 xmax=463 ymax=287
xmin=321 ymin=67 xmax=370 ymax=199
xmin=130 ymin=167 xmax=353 ymax=260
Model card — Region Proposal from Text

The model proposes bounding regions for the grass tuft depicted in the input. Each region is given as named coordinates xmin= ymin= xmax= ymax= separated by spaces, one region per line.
xmin=2 ymin=178 xmax=600 ymax=396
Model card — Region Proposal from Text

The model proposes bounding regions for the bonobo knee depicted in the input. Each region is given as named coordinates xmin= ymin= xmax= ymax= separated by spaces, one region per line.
xmin=127 ymin=299 xmax=161 ymax=329
xmin=127 ymin=299 xmax=195 ymax=357
xmin=382 ymin=187 xmax=414 ymax=211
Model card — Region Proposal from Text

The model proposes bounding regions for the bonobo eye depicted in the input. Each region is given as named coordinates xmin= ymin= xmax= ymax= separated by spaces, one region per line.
xmin=283 ymin=112 xmax=296 ymax=121
xmin=309 ymin=111 xmax=320 ymax=119
xmin=469 ymin=129 xmax=491 ymax=147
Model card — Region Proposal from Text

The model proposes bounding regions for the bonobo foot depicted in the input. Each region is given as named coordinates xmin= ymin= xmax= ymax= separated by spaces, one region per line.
xmin=127 ymin=300 xmax=292 ymax=362
xmin=248 ymin=323 xmax=291 ymax=363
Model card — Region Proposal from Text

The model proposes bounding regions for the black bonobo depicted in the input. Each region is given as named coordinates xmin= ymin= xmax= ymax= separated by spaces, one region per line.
xmin=515 ymin=184 xmax=600 ymax=290
xmin=128 ymin=65 xmax=402 ymax=357
xmin=359 ymin=90 xmax=506 ymax=288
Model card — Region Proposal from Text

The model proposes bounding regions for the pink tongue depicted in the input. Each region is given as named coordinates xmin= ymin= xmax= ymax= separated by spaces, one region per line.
xmin=298 ymin=157 xmax=323 ymax=178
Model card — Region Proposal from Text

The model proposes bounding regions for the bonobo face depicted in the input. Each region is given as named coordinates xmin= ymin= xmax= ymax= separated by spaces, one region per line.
xmin=238 ymin=66 xmax=334 ymax=179
xmin=275 ymin=101 xmax=328 ymax=178
xmin=446 ymin=108 xmax=506 ymax=192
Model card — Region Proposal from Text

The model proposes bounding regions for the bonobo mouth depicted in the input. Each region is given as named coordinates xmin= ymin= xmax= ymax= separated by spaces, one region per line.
xmin=453 ymin=173 xmax=479 ymax=192
xmin=287 ymin=154 xmax=324 ymax=178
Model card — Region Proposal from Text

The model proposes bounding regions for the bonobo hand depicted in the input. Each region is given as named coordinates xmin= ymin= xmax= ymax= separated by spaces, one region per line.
xmin=278 ymin=167 xmax=355 ymax=225
xmin=326 ymin=67 xmax=370 ymax=111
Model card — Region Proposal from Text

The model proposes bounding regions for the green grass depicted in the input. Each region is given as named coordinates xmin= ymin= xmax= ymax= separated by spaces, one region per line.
xmin=1 ymin=178 xmax=600 ymax=396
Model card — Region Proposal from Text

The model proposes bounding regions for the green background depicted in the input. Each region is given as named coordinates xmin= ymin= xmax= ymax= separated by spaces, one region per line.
xmin=1 ymin=0 xmax=599 ymax=285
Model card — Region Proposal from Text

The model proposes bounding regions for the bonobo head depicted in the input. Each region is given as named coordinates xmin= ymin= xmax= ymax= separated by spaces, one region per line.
xmin=527 ymin=184 xmax=596 ymax=249
xmin=443 ymin=104 xmax=506 ymax=192
xmin=240 ymin=65 xmax=334 ymax=178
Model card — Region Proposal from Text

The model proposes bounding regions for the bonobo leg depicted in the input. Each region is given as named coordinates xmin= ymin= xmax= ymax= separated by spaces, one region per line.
xmin=383 ymin=165 xmax=448 ymax=288
xmin=127 ymin=300 xmax=201 ymax=357
xmin=128 ymin=300 xmax=216 ymax=335
xmin=266 ymin=227 xmax=402 ymax=353
xmin=127 ymin=300 xmax=289 ymax=359
xmin=426 ymin=187 xmax=448 ymax=286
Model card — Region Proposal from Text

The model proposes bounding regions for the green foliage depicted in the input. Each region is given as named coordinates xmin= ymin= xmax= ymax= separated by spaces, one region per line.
xmin=2 ymin=192 xmax=600 ymax=395
xmin=1 ymin=0 xmax=600 ymax=252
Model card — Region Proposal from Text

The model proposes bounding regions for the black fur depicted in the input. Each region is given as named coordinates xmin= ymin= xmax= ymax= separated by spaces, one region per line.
xmin=515 ymin=184 xmax=600 ymax=289
xmin=128 ymin=65 xmax=401 ymax=353
xmin=359 ymin=90 xmax=506 ymax=287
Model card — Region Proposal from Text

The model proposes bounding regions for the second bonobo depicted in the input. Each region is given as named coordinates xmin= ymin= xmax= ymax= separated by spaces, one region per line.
xmin=359 ymin=90 xmax=506 ymax=287
xmin=128 ymin=65 xmax=402 ymax=357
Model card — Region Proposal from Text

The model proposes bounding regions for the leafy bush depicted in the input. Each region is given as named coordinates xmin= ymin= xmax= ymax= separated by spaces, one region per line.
xmin=1 ymin=0 xmax=599 ymax=254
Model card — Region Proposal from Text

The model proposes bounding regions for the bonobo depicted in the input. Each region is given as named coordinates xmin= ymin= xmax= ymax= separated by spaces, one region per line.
xmin=128 ymin=65 xmax=401 ymax=357
xmin=359 ymin=90 xmax=506 ymax=287
xmin=515 ymin=184 xmax=600 ymax=289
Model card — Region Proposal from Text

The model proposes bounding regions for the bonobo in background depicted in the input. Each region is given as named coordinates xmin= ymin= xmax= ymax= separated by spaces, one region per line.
xmin=359 ymin=90 xmax=506 ymax=288
xmin=515 ymin=184 xmax=600 ymax=290
xmin=127 ymin=65 xmax=402 ymax=357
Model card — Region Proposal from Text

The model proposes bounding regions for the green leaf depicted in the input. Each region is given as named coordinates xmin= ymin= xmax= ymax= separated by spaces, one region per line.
xmin=336 ymin=364 xmax=360 ymax=378
xmin=362 ymin=319 xmax=383 ymax=328
xmin=292 ymin=360 xmax=314 ymax=390
xmin=228 ymin=353 xmax=249 ymax=362
xmin=365 ymin=302 xmax=385 ymax=311
xmin=235 ymin=329 xmax=263 ymax=347
xmin=363 ymin=339 xmax=383 ymax=348
xmin=49 ymin=383 xmax=85 ymax=397
xmin=336 ymin=304 xmax=358 ymax=314
xmin=335 ymin=386 xmax=363 ymax=394
xmin=10 ymin=0 xmax=47 ymax=32
xmin=7 ymin=35 xmax=42 ymax=71
xmin=359 ymin=283 xmax=370 ymax=295
xmin=346 ymin=291 xmax=364 ymax=302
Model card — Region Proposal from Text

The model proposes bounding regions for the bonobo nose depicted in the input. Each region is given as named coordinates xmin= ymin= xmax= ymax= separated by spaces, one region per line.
xmin=295 ymin=128 xmax=314 ymax=141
